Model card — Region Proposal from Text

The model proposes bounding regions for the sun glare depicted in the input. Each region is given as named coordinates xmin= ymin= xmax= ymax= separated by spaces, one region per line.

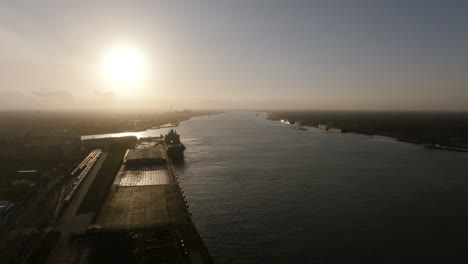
xmin=103 ymin=46 xmax=145 ymax=85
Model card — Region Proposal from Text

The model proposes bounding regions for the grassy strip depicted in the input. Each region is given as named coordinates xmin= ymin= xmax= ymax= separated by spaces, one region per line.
xmin=77 ymin=149 xmax=126 ymax=214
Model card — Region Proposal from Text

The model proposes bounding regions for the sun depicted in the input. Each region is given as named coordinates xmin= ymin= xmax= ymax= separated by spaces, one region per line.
xmin=102 ymin=46 xmax=145 ymax=85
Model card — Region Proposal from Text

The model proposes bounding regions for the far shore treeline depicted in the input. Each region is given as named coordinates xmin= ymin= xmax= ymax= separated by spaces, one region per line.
xmin=273 ymin=111 xmax=468 ymax=148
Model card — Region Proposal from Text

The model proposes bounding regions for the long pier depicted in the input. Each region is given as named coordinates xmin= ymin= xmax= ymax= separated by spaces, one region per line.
xmin=91 ymin=142 xmax=213 ymax=263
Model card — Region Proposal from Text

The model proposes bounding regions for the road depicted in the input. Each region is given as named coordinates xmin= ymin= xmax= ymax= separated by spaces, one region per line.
xmin=46 ymin=152 xmax=108 ymax=264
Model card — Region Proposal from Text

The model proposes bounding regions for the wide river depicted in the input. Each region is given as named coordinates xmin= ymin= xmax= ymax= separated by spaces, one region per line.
xmin=84 ymin=112 xmax=468 ymax=263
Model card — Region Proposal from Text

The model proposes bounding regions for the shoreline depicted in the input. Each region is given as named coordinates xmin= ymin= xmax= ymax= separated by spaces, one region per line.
xmin=80 ymin=111 xmax=221 ymax=137
xmin=80 ymin=122 xmax=179 ymax=137
xmin=269 ymin=111 xmax=468 ymax=152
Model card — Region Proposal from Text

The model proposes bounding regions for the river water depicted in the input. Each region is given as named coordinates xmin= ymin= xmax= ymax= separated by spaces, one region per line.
xmin=84 ymin=112 xmax=468 ymax=263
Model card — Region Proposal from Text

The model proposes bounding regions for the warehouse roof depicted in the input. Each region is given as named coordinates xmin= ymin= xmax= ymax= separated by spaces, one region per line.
xmin=124 ymin=147 xmax=166 ymax=165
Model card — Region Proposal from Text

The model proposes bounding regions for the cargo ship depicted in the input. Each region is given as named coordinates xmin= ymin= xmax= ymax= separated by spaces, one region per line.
xmin=164 ymin=129 xmax=186 ymax=161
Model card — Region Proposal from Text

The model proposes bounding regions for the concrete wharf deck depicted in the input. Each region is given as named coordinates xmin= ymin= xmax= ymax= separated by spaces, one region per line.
xmin=94 ymin=144 xmax=213 ymax=264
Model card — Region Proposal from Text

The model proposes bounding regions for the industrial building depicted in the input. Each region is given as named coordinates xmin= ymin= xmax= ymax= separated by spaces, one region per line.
xmin=318 ymin=124 xmax=329 ymax=130
xmin=328 ymin=128 xmax=342 ymax=133
xmin=123 ymin=146 xmax=166 ymax=165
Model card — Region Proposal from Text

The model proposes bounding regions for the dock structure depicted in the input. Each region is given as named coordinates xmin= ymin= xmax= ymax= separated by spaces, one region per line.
xmin=93 ymin=143 xmax=213 ymax=263
xmin=123 ymin=147 xmax=166 ymax=166
xmin=64 ymin=149 xmax=102 ymax=204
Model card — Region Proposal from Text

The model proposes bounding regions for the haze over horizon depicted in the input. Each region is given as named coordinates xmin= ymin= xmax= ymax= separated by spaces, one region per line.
xmin=1 ymin=0 xmax=467 ymax=111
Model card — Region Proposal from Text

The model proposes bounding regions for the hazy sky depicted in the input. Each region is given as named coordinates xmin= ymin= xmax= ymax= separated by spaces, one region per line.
xmin=1 ymin=0 xmax=467 ymax=111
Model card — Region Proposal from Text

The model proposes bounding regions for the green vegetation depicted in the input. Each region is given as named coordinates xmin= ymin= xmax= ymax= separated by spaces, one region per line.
xmin=0 ymin=184 xmax=37 ymax=204
xmin=0 ymin=231 xmax=61 ymax=264
xmin=273 ymin=111 xmax=468 ymax=148
xmin=26 ymin=231 xmax=61 ymax=264
xmin=77 ymin=149 xmax=126 ymax=214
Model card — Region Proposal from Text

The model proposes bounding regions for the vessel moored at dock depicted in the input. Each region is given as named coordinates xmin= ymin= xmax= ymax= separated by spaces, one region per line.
xmin=164 ymin=129 xmax=186 ymax=162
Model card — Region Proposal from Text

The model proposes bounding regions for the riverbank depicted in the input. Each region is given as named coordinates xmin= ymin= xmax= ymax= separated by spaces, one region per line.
xmin=0 ymin=110 xmax=222 ymax=138
xmin=272 ymin=110 xmax=468 ymax=149
xmin=79 ymin=110 xmax=222 ymax=136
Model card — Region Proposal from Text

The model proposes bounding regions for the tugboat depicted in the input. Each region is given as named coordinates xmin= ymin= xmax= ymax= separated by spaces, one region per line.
xmin=164 ymin=129 xmax=186 ymax=162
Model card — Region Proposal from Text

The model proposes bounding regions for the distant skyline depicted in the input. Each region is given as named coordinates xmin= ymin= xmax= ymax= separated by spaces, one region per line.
xmin=1 ymin=0 xmax=467 ymax=111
